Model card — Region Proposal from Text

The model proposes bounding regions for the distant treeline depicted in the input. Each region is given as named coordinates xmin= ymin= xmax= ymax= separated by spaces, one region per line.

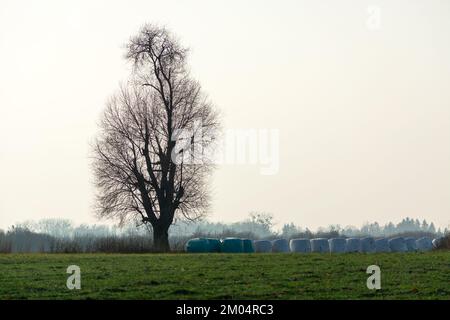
xmin=0 ymin=214 xmax=448 ymax=253
xmin=283 ymin=217 xmax=446 ymax=238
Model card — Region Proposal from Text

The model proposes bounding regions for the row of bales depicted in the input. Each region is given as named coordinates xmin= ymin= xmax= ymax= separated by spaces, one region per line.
xmin=185 ymin=236 xmax=443 ymax=253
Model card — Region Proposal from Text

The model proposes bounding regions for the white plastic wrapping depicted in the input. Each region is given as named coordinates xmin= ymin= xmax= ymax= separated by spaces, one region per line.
xmin=253 ymin=240 xmax=272 ymax=253
xmin=405 ymin=237 xmax=417 ymax=252
xmin=289 ymin=239 xmax=311 ymax=253
xmin=328 ymin=238 xmax=346 ymax=253
xmin=388 ymin=237 xmax=407 ymax=252
xmin=375 ymin=238 xmax=390 ymax=252
xmin=416 ymin=237 xmax=433 ymax=252
xmin=346 ymin=238 xmax=361 ymax=253
xmin=272 ymin=239 xmax=290 ymax=253
xmin=360 ymin=237 xmax=376 ymax=253
xmin=310 ymin=238 xmax=330 ymax=253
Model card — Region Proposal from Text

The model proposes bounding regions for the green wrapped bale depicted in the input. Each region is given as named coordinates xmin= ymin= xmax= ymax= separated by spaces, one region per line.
xmin=242 ymin=239 xmax=255 ymax=253
xmin=206 ymin=238 xmax=221 ymax=252
xmin=221 ymin=238 xmax=244 ymax=253
xmin=185 ymin=238 xmax=209 ymax=253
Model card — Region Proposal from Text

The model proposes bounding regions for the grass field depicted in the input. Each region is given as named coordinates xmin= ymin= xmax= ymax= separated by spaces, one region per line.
xmin=0 ymin=252 xmax=448 ymax=300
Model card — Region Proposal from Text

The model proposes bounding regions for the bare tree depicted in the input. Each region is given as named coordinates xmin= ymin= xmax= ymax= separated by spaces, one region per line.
xmin=92 ymin=24 xmax=220 ymax=252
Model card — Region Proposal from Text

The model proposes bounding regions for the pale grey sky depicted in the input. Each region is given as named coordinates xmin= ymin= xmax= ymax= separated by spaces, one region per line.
xmin=1 ymin=0 xmax=449 ymax=230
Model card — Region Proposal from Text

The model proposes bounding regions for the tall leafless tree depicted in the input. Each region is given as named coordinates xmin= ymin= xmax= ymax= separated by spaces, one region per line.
xmin=92 ymin=24 xmax=220 ymax=252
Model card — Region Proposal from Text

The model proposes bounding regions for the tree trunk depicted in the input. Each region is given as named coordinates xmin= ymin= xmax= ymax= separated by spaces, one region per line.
xmin=153 ymin=224 xmax=170 ymax=252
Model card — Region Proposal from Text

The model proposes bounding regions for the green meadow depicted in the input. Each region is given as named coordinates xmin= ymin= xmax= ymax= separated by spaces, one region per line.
xmin=0 ymin=252 xmax=448 ymax=300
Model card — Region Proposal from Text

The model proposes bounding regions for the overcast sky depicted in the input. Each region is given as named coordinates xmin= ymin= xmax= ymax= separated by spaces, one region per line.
xmin=1 ymin=0 xmax=449 ymax=230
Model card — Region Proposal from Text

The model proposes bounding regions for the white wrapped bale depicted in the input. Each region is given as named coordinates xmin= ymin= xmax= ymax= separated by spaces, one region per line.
xmin=272 ymin=239 xmax=290 ymax=253
xmin=290 ymin=239 xmax=311 ymax=253
xmin=346 ymin=238 xmax=361 ymax=253
xmin=310 ymin=238 xmax=330 ymax=253
xmin=388 ymin=237 xmax=407 ymax=252
xmin=360 ymin=237 xmax=376 ymax=253
xmin=375 ymin=238 xmax=390 ymax=252
xmin=432 ymin=238 xmax=444 ymax=249
xmin=405 ymin=238 xmax=417 ymax=252
xmin=416 ymin=237 xmax=433 ymax=252
xmin=253 ymin=240 xmax=272 ymax=253
xmin=328 ymin=238 xmax=346 ymax=253
xmin=432 ymin=238 xmax=439 ymax=248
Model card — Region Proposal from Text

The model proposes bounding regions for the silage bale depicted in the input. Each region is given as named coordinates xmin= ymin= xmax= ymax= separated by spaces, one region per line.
xmin=346 ymin=238 xmax=361 ymax=253
xmin=290 ymin=239 xmax=311 ymax=253
xmin=432 ymin=238 xmax=444 ymax=249
xmin=242 ymin=239 xmax=255 ymax=253
xmin=221 ymin=238 xmax=243 ymax=253
xmin=375 ymin=238 xmax=390 ymax=252
xmin=405 ymin=237 xmax=417 ymax=252
xmin=432 ymin=238 xmax=439 ymax=248
xmin=416 ymin=237 xmax=433 ymax=252
xmin=254 ymin=240 xmax=272 ymax=253
xmin=272 ymin=239 xmax=290 ymax=253
xmin=388 ymin=237 xmax=407 ymax=252
xmin=206 ymin=238 xmax=221 ymax=252
xmin=310 ymin=238 xmax=329 ymax=253
xmin=360 ymin=237 xmax=376 ymax=253
xmin=185 ymin=238 xmax=209 ymax=253
xmin=328 ymin=238 xmax=346 ymax=253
